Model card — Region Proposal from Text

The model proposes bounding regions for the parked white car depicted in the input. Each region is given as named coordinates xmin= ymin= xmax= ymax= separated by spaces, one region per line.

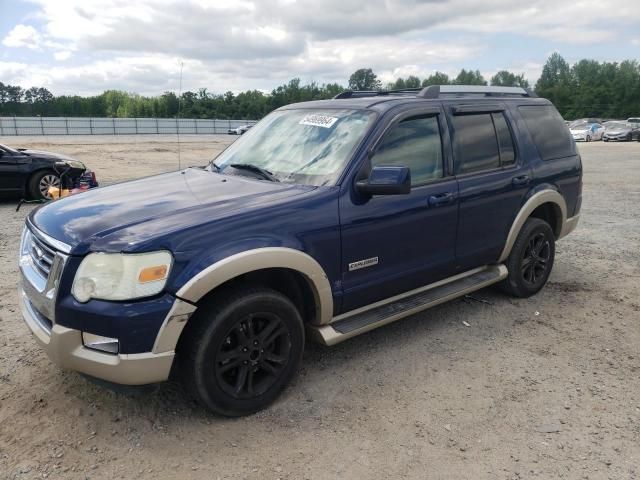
xmin=626 ymin=117 xmax=640 ymax=128
xmin=227 ymin=124 xmax=253 ymax=135
xmin=569 ymin=119 xmax=605 ymax=142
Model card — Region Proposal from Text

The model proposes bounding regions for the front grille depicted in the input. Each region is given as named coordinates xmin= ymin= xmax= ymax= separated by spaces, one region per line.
xmin=28 ymin=230 xmax=57 ymax=279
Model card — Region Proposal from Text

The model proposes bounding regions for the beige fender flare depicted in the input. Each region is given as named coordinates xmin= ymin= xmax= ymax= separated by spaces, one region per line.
xmin=153 ymin=247 xmax=333 ymax=353
xmin=498 ymin=190 xmax=568 ymax=263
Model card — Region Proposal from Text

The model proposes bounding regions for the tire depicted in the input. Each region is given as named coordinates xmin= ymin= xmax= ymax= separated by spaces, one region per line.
xmin=28 ymin=169 xmax=60 ymax=200
xmin=178 ymin=287 xmax=304 ymax=416
xmin=586 ymin=135 xmax=591 ymax=142
xmin=500 ymin=218 xmax=555 ymax=298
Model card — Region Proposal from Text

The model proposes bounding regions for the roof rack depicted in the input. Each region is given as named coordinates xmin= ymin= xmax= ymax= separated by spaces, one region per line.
xmin=418 ymin=85 xmax=537 ymax=98
xmin=333 ymin=88 xmax=423 ymax=99
xmin=333 ymin=85 xmax=537 ymax=100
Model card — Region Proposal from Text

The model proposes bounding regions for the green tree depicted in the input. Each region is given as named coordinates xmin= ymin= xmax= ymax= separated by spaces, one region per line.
xmin=535 ymin=53 xmax=574 ymax=117
xmin=348 ymin=68 xmax=381 ymax=91
xmin=490 ymin=70 xmax=530 ymax=88
xmin=454 ymin=69 xmax=487 ymax=85
xmin=422 ymin=72 xmax=450 ymax=86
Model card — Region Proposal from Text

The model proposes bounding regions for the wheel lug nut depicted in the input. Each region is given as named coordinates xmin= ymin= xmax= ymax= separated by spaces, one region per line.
xmin=254 ymin=340 xmax=259 ymax=346
xmin=242 ymin=347 xmax=248 ymax=352
xmin=243 ymin=360 xmax=248 ymax=365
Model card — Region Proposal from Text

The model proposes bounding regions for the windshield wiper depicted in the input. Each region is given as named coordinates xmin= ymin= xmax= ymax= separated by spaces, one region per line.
xmin=210 ymin=161 xmax=221 ymax=172
xmin=229 ymin=163 xmax=279 ymax=182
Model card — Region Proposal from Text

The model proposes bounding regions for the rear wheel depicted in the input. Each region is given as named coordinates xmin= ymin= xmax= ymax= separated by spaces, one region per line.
xmin=179 ymin=287 xmax=304 ymax=416
xmin=500 ymin=218 xmax=555 ymax=298
xmin=28 ymin=170 xmax=60 ymax=200
xmin=585 ymin=135 xmax=592 ymax=142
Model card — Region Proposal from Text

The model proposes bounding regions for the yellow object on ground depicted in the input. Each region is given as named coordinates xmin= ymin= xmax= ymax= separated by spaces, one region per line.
xmin=47 ymin=187 xmax=70 ymax=199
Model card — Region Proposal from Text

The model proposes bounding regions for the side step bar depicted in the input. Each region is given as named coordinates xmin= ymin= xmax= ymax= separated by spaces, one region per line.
xmin=308 ymin=265 xmax=507 ymax=346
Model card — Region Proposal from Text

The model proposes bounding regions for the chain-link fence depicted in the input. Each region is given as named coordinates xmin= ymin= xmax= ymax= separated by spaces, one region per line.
xmin=0 ymin=117 xmax=257 ymax=136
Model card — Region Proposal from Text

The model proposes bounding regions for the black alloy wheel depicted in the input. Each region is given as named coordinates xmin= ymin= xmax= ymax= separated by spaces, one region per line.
xmin=500 ymin=217 xmax=555 ymax=298
xmin=520 ymin=232 xmax=551 ymax=286
xmin=179 ymin=287 xmax=304 ymax=416
xmin=215 ymin=312 xmax=291 ymax=399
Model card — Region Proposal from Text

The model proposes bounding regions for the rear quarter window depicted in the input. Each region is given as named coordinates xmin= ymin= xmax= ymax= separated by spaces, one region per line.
xmin=518 ymin=105 xmax=575 ymax=161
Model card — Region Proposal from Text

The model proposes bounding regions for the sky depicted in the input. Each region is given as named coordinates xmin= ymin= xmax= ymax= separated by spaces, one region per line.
xmin=0 ymin=0 xmax=639 ymax=97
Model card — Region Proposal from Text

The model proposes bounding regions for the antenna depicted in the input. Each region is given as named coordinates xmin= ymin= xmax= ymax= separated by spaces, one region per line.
xmin=177 ymin=60 xmax=184 ymax=170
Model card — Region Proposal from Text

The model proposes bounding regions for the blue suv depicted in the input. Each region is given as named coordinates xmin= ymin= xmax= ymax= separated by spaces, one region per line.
xmin=19 ymin=85 xmax=581 ymax=416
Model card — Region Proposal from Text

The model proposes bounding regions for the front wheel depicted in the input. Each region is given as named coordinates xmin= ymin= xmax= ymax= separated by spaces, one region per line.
xmin=500 ymin=218 xmax=555 ymax=298
xmin=28 ymin=170 xmax=60 ymax=200
xmin=179 ymin=287 xmax=304 ymax=416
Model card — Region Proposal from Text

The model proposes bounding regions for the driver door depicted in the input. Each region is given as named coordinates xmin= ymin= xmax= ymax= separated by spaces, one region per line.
xmin=338 ymin=108 xmax=459 ymax=312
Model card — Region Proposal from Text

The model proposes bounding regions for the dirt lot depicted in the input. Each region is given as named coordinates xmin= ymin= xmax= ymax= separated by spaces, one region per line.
xmin=0 ymin=136 xmax=639 ymax=480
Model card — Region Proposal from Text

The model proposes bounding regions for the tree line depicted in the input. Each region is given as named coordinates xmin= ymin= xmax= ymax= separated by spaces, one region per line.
xmin=1 ymin=54 xmax=638 ymax=120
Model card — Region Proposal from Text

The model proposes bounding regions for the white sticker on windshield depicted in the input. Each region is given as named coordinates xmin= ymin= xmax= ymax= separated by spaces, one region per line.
xmin=299 ymin=114 xmax=338 ymax=129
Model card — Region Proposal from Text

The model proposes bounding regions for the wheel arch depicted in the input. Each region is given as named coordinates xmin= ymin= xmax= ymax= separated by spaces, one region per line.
xmin=153 ymin=247 xmax=333 ymax=354
xmin=498 ymin=189 xmax=567 ymax=263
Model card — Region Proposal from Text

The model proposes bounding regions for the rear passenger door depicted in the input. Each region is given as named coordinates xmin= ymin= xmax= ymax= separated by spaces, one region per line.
xmin=448 ymin=105 xmax=531 ymax=270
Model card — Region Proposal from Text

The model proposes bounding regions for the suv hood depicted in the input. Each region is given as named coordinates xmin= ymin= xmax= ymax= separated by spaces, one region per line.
xmin=30 ymin=168 xmax=313 ymax=252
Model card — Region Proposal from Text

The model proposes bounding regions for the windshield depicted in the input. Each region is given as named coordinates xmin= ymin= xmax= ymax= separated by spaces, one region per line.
xmin=0 ymin=143 xmax=19 ymax=154
xmin=605 ymin=122 xmax=627 ymax=130
xmin=213 ymin=108 xmax=376 ymax=186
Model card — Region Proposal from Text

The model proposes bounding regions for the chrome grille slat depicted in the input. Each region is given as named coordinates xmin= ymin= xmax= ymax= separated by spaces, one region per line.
xmin=28 ymin=230 xmax=58 ymax=278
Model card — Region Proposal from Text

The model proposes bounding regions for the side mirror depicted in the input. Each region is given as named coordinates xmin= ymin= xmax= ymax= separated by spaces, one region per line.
xmin=356 ymin=165 xmax=411 ymax=196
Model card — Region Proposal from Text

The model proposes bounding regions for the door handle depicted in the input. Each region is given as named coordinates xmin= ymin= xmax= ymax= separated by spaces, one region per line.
xmin=512 ymin=175 xmax=530 ymax=186
xmin=428 ymin=192 xmax=455 ymax=207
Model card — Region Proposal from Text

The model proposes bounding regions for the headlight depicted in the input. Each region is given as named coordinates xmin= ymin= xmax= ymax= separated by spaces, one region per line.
xmin=72 ymin=251 xmax=173 ymax=302
xmin=65 ymin=160 xmax=86 ymax=169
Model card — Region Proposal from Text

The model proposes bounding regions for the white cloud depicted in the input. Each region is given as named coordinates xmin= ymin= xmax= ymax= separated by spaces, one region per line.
xmin=53 ymin=50 xmax=72 ymax=61
xmin=2 ymin=24 xmax=42 ymax=49
xmin=2 ymin=0 xmax=639 ymax=94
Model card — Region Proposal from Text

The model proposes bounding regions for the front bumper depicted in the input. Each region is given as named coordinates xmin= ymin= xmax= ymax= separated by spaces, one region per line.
xmin=20 ymin=286 xmax=175 ymax=385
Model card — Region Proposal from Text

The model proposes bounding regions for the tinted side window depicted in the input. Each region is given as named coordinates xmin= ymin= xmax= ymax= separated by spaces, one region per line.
xmin=519 ymin=105 xmax=575 ymax=161
xmin=452 ymin=113 xmax=500 ymax=174
xmin=371 ymin=115 xmax=443 ymax=184
xmin=493 ymin=112 xmax=516 ymax=165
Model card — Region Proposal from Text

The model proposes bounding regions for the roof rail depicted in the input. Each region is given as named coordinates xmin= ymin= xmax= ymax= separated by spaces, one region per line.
xmin=418 ymin=85 xmax=537 ymax=98
xmin=333 ymin=88 xmax=423 ymax=99
xmin=333 ymin=90 xmax=387 ymax=99
xmin=333 ymin=85 xmax=538 ymax=100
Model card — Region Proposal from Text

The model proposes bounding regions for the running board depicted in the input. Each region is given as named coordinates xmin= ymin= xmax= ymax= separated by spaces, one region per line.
xmin=308 ymin=265 xmax=507 ymax=346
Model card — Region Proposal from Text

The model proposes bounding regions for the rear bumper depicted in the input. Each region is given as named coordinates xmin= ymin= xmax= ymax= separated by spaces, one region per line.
xmin=20 ymin=287 xmax=174 ymax=385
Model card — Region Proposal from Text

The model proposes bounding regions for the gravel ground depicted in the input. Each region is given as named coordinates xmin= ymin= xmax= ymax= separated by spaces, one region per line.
xmin=0 ymin=136 xmax=639 ymax=480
